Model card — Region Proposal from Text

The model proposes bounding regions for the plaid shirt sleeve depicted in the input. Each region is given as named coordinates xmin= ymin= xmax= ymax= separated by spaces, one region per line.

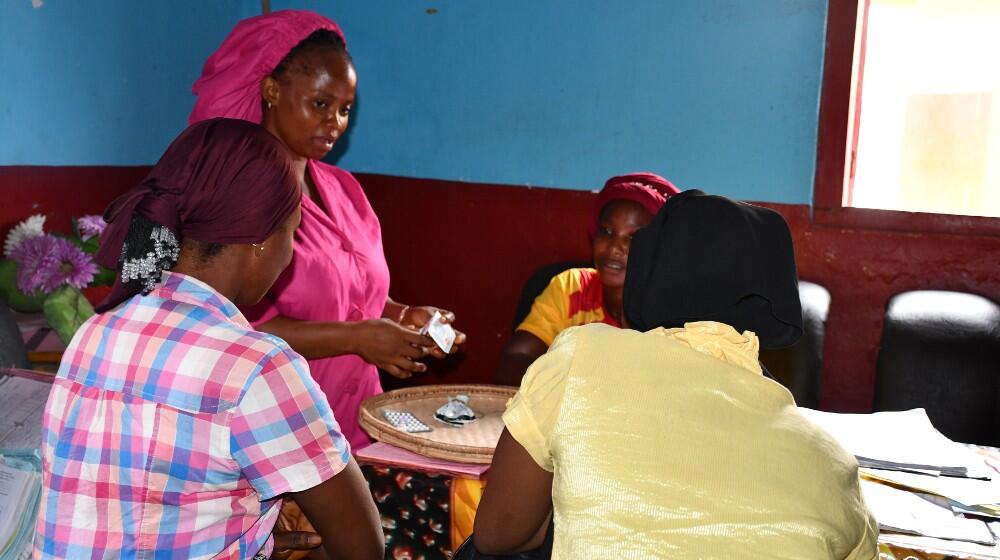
xmin=230 ymin=344 xmax=352 ymax=500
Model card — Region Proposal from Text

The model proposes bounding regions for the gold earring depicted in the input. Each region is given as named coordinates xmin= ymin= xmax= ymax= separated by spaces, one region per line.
xmin=265 ymin=100 xmax=272 ymax=110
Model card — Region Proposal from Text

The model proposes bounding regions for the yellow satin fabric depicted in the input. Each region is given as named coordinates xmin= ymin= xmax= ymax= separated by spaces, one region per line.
xmin=504 ymin=322 xmax=878 ymax=559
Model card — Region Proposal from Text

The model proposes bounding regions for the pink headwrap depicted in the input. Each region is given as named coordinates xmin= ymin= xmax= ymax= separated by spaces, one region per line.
xmin=189 ymin=10 xmax=345 ymax=125
xmin=590 ymin=172 xmax=681 ymax=236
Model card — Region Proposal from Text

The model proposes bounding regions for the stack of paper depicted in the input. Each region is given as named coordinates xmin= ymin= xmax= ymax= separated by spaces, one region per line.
xmin=0 ymin=371 xmax=50 ymax=559
xmin=859 ymin=479 xmax=995 ymax=545
xmin=951 ymin=499 xmax=1000 ymax=520
xmin=799 ymin=408 xmax=993 ymax=480
xmin=800 ymin=407 xmax=1000 ymax=550
xmin=0 ymin=452 xmax=42 ymax=560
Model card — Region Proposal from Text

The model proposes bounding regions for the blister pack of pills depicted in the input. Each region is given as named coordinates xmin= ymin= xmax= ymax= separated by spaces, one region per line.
xmin=383 ymin=410 xmax=433 ymax=433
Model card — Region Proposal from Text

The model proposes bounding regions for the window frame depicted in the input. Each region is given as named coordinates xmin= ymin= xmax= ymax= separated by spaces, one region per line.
xmin=813 ymin=0 xmax=1000 ymax=237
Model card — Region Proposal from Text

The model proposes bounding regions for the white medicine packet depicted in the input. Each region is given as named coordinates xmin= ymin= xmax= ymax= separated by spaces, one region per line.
xmin=420 ymin=310 xmax=456 ymax=354
xmin=383 ymin=410 xmax=432 ymax=433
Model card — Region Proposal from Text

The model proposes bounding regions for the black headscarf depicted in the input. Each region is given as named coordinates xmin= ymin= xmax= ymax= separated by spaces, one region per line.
xmin=623 ymin=190 xmax=803 ymax=349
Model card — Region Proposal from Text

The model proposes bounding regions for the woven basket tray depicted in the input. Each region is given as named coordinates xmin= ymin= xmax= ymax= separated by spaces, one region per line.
xmin=359 ymin=384 xmax=516 ymax=464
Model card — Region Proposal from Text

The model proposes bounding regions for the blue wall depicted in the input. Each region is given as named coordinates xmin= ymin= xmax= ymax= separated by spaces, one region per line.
xmin=1 ymin=0 xmax=828 ymax=203
xmin=0 ymin=0 xmax=242 ymax=166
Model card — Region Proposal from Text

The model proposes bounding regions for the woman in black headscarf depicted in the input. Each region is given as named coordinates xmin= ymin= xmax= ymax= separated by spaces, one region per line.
xmin=474 ymin=191 xmax=877 ymax=559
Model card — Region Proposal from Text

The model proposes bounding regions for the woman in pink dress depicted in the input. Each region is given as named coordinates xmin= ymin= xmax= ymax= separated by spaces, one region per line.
xmin=189 ymin=10 xmax=465 ymax=449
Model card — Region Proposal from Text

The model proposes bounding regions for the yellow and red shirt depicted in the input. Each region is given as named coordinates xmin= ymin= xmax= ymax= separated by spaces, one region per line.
xmin=516 ymin=268 xmax=620 ymax=346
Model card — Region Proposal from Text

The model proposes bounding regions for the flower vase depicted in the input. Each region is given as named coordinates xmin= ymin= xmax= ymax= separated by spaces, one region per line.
xmin=43 ymin=286 xmax=95 ymax=344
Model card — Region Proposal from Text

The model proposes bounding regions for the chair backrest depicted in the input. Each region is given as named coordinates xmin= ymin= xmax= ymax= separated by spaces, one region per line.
xmin=873 ymin=290 xmax=1000 ymax=446
xmin=511 ymin=260 xmax=591 ymax=331
xmin=759 ymin=281 xmax=830 ymax=409
xmin=0 ymin=302 xmax=29 ymax=369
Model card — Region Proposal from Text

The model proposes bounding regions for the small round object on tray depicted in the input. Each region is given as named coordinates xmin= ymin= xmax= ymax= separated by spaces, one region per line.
xmin=359 ymin=384 xmax=516 ymax=464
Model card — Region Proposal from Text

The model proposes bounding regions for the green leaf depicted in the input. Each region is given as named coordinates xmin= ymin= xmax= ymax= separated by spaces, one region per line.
xmin=79 ymin=238 xmax=101 ymax=254
xmin=43 ymin=286 xmax=95 ymax=344
xmin=0 ymin=259 xmax=47 ymax=312
xmin=92 ymin=266 xmax=116 ymax=287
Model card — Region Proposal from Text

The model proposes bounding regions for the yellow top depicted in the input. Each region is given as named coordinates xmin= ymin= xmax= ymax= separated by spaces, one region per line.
xmin=503 ymin=321 xmax=878 ymax=559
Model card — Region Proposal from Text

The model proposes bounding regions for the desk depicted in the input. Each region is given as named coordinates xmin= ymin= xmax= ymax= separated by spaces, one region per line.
xmin=4 ymin=369 xmax=998 ymax=559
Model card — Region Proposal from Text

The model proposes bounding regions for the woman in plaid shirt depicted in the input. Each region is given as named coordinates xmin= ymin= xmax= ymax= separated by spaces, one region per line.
xmin=33 ymin=118 xmax=383 ymax=559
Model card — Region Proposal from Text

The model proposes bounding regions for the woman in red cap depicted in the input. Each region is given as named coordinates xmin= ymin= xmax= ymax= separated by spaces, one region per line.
xmin=495 ymin=172 xmax=680 ymax=386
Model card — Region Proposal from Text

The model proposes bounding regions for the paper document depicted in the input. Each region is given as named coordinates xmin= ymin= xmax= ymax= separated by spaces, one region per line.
xmin=879 ymin=523 xmax=1000 ymax=558
xmin=0 ymin=462 xmax=35 ymax=555
xmin=799 ymin=407 xmax=991 ymax=479
xmin=950 ymin=500 xmax=1000 ymax=521
xmin=861 ymin=479 xmax=995 ymax=545
xmin=863 ymin=468 xmax=1000 ymax=508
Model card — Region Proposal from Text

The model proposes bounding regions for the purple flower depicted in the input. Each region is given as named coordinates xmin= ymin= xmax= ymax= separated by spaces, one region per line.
xmin=10 ymin=235 xmax=59 ymax=294
xmin=10 ymin=235 xmax=98 ymax=294
xmin=77 ymin=215 xmax=107 ymax=241
xmin=46 ymin=237 xmax=98 ymax=291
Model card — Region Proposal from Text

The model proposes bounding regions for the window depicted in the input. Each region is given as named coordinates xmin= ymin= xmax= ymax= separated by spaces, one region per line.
xmin=814 ymin=0 xmax=1000 ymax=232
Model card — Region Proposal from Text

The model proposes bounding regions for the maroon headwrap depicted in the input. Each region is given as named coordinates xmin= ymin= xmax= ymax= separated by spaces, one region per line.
xmin=95 ymin=118 xmax=301 ymax=311
xmin=590 ymin=172 xmax=681 ymax=237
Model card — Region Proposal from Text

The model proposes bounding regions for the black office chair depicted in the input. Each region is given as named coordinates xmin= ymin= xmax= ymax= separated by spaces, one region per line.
xmin=0 ymin=302 xmax=29 ymax=369
xmin=759 ymin=281 xmax=831 ymax=409
xmin=511 ymin=260 xmax=591 ymax=331
xmin=873 ymin=290 xmax=1000 ymax=446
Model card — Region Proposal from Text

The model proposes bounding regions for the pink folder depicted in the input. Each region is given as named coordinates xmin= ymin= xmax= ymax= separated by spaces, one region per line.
xmin=355 ymin=441 xmax=491 ymax=479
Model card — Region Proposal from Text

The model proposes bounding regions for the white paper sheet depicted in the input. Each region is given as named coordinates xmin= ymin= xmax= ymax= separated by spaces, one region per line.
xmin=0 ymin=463 xmax=33 ymax=552
xmin=861 ymin=479 xmax=995 ymax=545
xmin=799 ymin=407 xmax=991 ymax=478
xmin=863 ymin=468 xmax=1000 ymax=508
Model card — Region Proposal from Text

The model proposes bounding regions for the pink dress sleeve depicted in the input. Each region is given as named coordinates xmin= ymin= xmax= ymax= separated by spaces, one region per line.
xmin=243 ymin=160 xmax=391 ymax=449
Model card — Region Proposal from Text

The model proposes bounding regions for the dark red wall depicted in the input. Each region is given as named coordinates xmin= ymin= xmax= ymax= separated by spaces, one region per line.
xmin=0 ymin=166 xmax=150 ymax=235
xmin=4 ymin=166 xmax=999 ymax=412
